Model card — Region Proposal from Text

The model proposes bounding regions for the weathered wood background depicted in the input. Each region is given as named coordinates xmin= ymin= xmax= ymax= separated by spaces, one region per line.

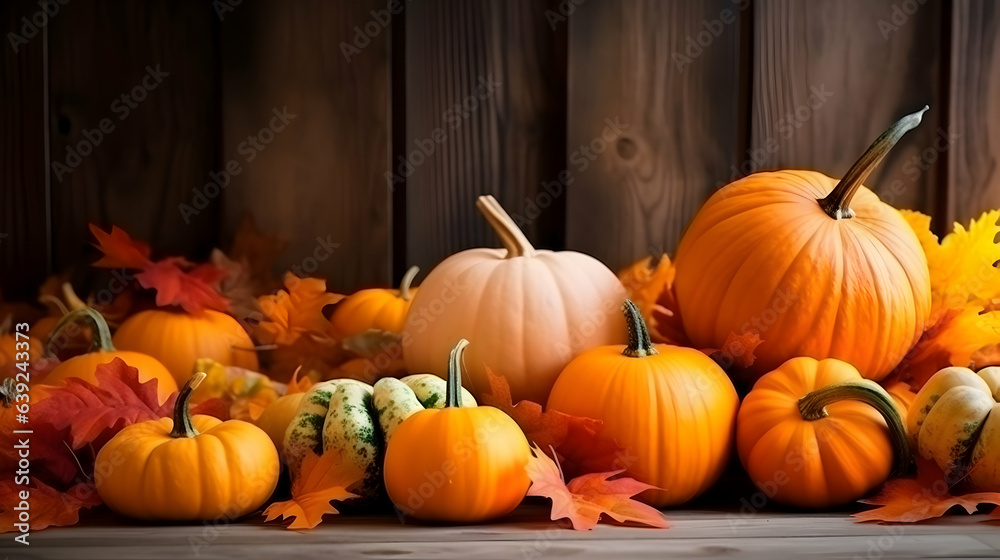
xmin=2 ymin=0 xmax=997 ymax=300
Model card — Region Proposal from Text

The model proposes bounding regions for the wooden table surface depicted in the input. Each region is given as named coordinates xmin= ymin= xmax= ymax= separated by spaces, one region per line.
xmin=4 ymin=503 xmax=999 ymax=560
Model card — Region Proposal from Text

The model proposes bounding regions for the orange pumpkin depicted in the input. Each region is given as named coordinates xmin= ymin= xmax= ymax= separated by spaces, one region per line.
xmin=95 ymin=371 xmax=279 ymax=520
xmin=44 ymin=309 xmax=177 ymax=404
xmin=330 ymin=266 xmax=419 ymax=339
xmin=547 ymin=300 xmax=739 ymax=507
xmin=403 ymin=195 xmax=627 ymax=403
xmin=255 ymin=391 xmax=306 ymax=457
xmin=737 ymin=357 xmax=910 ymax=508
xmin=384 ymin=339 xmax=531 ymax=522
xmin=673 ymin=108 xmax=932 ymax=382
xmin=113 ymin=308 xmax=258 ymax=388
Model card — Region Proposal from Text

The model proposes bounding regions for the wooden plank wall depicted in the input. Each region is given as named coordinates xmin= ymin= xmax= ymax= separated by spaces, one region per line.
xmin=2 ymin=0 xmax=999 ymax=301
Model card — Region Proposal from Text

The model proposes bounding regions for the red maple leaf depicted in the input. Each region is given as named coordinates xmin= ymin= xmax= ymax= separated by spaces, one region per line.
xmin=854 ymin=457 xmax=1000 ymax=523
xmin=136 ymin=259 xmax=231 ymax=314
xmin=478 ymin=369 xmax=627 ymax=478
xmin=89 ymin=224 xmax=152 ymax=269
xmin=0 ymin=479 xmax=101 ymax=532
xmin=526 ymin=444 xmax=668 ymax=531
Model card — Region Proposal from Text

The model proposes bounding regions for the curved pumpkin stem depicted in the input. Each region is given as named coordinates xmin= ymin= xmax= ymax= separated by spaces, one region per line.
xmin=818 ymin=106 xmax=929 ymax=219
xmin=476 ymin=195 xmax=536 ymax=258
xmin=44 ymin=307 xmax=115 ymax=357
xmin=621 ymin=299 xmax=659 ymax=358
xmin=170 ymin=371 xmax=207 ymax=438
xmin=445 ymin=339 xmax=470 ymax=408
xmin=38 ymin=295 xmax=70 ymax=317
xmin=62 ymin=282 xmax=89 ymax=311
xmin=798 ymin=379 xmax=912 ymax=476
xmin=399 ymin=265 xmax=419 ymax=301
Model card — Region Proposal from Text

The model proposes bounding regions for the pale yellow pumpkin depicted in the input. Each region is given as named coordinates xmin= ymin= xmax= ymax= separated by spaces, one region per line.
xmin=402 ymin=195 xmax=627 ymax=403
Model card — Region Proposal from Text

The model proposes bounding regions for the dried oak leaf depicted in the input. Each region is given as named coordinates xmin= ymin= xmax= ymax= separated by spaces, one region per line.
xmin=263 ymin=449 xmax=362 ymax=530
xmin=526 ymin=444 xmax=668 ymax=531
xmin=479 ymin=368 xmax=627 ymax=478
xmin=0 ymin=480 xmax=101 ymax=532
xmin=854 ymin=458 xmax=1000 ymax=523
xmin=88 ymin=224 xmax=152 ymax=269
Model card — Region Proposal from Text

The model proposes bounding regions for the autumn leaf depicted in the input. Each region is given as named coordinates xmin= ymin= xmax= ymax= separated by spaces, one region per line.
xmin=263 ymin=449 xmax=362 ymax=530
xmin=619 ymin=254 xmax=688 ymax=345
xmin=901 ymin=210 xmax=1000 ymax=312
xmin=286 ymin=366 xmax=315 ymax=395
xmin=0 ymin=480 xmax=101 ymax=532
xmin=891 ymin=307 xmax=1000 ymax=388
xmin=135 ymin=259 xmax=230 ymax=314
xmin=479 ymin=369 xmax=627 ymax=478
xmin=854 ymin=458 xmax=1000 ymax=523
xmin=89 ymin=224 xmax=152 ymax=269
xmin=228 ymin=214 xmax=289 ymax=294
xmin=256 ymin=273 xmax=343 ymax=347
xmin=526 ymin=445 xmax=668 ymax=531
xmin=32 ymin=358 xmax=174 ymax=448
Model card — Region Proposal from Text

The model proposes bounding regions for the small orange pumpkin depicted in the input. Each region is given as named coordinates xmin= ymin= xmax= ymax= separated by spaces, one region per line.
xmin=547 ymin=300 xmax=740 ymax=507
xmin=383 ymin=339 xmax=531 ymax=522
xmin=94 ymin=371 xmax=279 ymax=520
xmin=330 ymin=266 xmax=419 ymax=339
xmin=737 ymin=357 xmax=910 ymax=508
xmin=674 ymin=108 xmax=932 ymax=382
xmin=113 ymin=308 xmax=258 ymax=387
xmin=255 ymin=391 xmax=306 ymax=457
xmin=44 ymin=309 xmax=177 ymax=404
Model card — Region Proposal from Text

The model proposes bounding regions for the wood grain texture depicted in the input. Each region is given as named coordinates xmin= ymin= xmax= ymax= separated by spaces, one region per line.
xmin=403 ymin=0 xmax=567 ymax=275
xmin=221 ymin=0 xmax=391 ymax=292
xmin=565 ymin=0 xmax=743 ymax=271
xmin=46 ymin=0 xmax=220 ymax=272
xmin=6 ymin=506 xmax=1000 ymax=559
xmin=945 ymin=0 xmax=1000 ymax=226
xmin=1 ymin=0 xmax=49 ymax=299
xmin=751 ymin=0 xmax=943 ymax=214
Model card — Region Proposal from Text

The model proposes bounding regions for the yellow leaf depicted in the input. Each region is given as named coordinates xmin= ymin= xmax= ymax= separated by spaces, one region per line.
xmin=901 ymin=209 xmax=1000 ymax=312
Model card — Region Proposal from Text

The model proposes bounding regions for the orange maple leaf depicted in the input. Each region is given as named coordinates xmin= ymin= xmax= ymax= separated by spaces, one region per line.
xmin=263 ymin=449 xmax=362 ymax=530
xmin=256 ymin=273 xmax=343 ymax=348
xmin=526 ymin=445 xmax=668 ymax=531
xmin=854 ymin=458 xmax=1000 ymax=523
xmin=88 ymin=224 xmax=152 ymax=269
xmin=0 ymin=480 xmax=101 ymax=532
xmin=478 ymin=369 xmax=627 ymax=478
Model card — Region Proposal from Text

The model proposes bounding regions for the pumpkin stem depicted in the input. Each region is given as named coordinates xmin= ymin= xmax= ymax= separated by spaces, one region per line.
xmin=169 ymin=371 xmax=207 ymax=438
xmin=476 ymin=195 xmax=536 ymax=258
xmin=0 ymin=378 xmax=17 ymax=408
xmin=818 ymin=106 xmax=929 ymax=219
xmin=798 ymin=379 xmax=912 ymax=476
xmin=44 ymin=307 xmax=115 ymax=357
xmin=62 ymin=282 xmax=89 ymax=311
xmin=622 ymin=299 xmax=659 ymax=358
xmin=38 ymin=294 xmax=70 ymax=317
xmin=445 ymin=339 xmax=470 ymax=408
xmin=399 ymin=265 xmax=419 ymax=301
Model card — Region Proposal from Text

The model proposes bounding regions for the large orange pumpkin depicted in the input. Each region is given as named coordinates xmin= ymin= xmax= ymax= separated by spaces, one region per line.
xmin=44 ymin=309 xmax=177 ymax=404
xmin=547 ymin=300 xmax=739 ymax=507
xmin=674 ymin=108 xmax=932 ymax=382
xmin=113 ymin=308 xmax=258 ymax=388
xmin=403 ymin=195 xmax=627 ymax=403
xmin=329 ymin=265 xmax=419 ymax=338
xmin=737 ymin=357 xmax=910 ymax=508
